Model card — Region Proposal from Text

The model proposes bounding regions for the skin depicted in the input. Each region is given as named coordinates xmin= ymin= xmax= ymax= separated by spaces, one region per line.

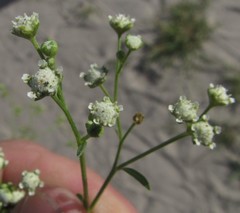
xmin=0 ymin=140 xmax=137 ymax=213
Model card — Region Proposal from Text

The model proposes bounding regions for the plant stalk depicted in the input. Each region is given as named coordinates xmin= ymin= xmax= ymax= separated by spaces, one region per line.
xmin=52 ymin=94 xmax=89 ymax=208
xmin=117 ymin=131 xmax=190 ymax=170
xmin=89 ymin=123 xmax=135 ymax=210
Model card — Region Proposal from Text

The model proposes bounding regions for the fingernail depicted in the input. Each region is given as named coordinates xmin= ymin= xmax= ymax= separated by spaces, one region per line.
xmin=13 ymin=187 xmax=85 ymax=213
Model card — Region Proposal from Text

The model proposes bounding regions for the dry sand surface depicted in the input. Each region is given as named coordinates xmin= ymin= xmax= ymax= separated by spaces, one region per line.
xmin=0 ymin=0 xmax=240 ymax=212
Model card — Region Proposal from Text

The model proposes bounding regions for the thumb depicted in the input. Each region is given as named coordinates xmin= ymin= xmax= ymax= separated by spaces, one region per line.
xmin=12 ymin=187 xmax=86 ymax=213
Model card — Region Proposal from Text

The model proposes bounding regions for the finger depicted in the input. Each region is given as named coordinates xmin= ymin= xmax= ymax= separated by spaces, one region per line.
xmin=0 ymin=140 xmax=137 ymax=213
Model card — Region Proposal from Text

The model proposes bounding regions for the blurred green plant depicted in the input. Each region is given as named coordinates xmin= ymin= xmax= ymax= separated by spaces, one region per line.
xmin=0 ymin=83 xmax=9 ymax=98
xmin=139 ymin=0 xmax=213 ymax=75
xmin=0 ymin=83 xmax=45 ymax=140
xmin=153 ymin=0 xmax=212 ymax=62
xmin=227 ymin=161 xmax=240 ymax=182
xmin=61 ymin=0 xmax=96 ymax=27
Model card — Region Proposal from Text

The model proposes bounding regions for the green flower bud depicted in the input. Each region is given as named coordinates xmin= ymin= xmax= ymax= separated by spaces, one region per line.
xmin=11 ymin=12 xmax=39 ymax=39
xmin=116 ymin=50 xmax=126 ymax=61
xmin=125 ymin=34 xmax=143 ymax=51
xmin=85 ymin=120 xmax=104 ymax=138
xmin=41 ymin=40 xmax=58 ymax=57
xmin=108 ymin=14 xmax=135 ymax=35
xmin=208 ymin=83 xmax=235 ymax=106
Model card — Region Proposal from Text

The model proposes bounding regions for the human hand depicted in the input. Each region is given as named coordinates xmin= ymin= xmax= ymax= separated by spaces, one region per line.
xmin=0 ymin=140 xmax=137 ymax=213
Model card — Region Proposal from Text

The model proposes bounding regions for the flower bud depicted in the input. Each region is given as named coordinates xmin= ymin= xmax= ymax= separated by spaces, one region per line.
xmin=133 ymin=113 xmax=144 ymax=125
xmin=41 ymin=40 xmax=58 ymax=57
xmin=208 ymin=83 xmax=235 ymax=106
xmin=108 ymin=14 xmax=135 ymax=35
xmin=85 ymin=120 xmax=104 ymax=137
xmin=11 ymin=12 xmax=39 ymax=39
xmin=80 ymin=64 xmax=108 ymax=88
xmin=116 ymin=50 xmax=126 ymax=61
xmin=125 ymin=34 xmax=143 ymax=51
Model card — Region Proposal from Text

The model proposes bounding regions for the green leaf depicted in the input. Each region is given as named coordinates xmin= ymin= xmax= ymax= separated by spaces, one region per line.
xmin=122 ymin=167 xmax=151 ymax=190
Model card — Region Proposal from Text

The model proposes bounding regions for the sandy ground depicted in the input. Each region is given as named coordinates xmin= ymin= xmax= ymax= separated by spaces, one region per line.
xmin=0 ymin=0 xmax=240 ymax=212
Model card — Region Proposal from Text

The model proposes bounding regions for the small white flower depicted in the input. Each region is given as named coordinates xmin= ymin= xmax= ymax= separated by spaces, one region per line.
xmin=19 ymin=169 xmax=44 ymax=196
xmin=168 ymin=96 xmax=199 ymax=123
xmin=80 ymin=64 xmax=108 ymax=88
xmin=21 ymin=74 xmax=31 ymax=84
xmin=0 ymin=183 xmax=25 ymax=206
xmin=125 ymin=34 xmax=143 ymax=51
xmin=108 ymin=14 xmax=135 ymax=35
xmin=23 ymin=67 xmax=60 ymax=100
xmin=190 ymin=120 xmax=221 ymax=149
xmin=0 ymin=148 xmax=9 ymax=169
xmin=88 ymin=96 xmax=123 ymax=127
xmin=12 ymin=12 xmax=39 ymax=39
xmin=208 ymin=83 xmax=235 ymax=106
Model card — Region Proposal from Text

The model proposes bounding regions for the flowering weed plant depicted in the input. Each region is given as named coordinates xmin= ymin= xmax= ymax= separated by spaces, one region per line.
xmin=0 ymin=12 xmax=235 ymax=212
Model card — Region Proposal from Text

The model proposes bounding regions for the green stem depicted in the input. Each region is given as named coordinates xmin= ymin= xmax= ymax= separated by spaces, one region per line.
xmin=52 ymin=94 xmax=89 ymax=209
xmin=52 ymin=95 xmax=82 ymax=146
xmin=99 ymin=85 xmax=111 ymax=100
xmin=89 ymin=123 xmax=135 ymax=210
xmin=79 ymin=153 xmax=89 ymax=209
xmin=116 ymin=117 xmax=123 ymax=140
xmin=113 ymin=50 xmax=131 ymax=102
xmin=113 ymin=35 xmax=122 ymax=102
xmin=30 ymin=37 xmax=45 ymax=60
xmin=199 ymin=104 xmax=212 ymax=119
xmin=117 ymin=132 xmax=190 ymax=170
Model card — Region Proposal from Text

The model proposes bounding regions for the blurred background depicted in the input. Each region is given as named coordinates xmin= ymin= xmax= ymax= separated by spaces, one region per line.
xmin=0 ymin=0 xmax=240 ymax=212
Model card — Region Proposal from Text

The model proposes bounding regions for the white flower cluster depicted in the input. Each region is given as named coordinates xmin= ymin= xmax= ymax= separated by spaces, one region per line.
xmin=0 ymin=148 xmax=9 ymax=169
xmin=208 ymin=83 xmax=235 ymax=106
xmin=168 ymin=96 xmax=199 ymax=123
xmin=169 ymin=83 xmax=235 ymax=149
xmin=22 ymin=65 xmax=60 ymax=100
xmin=88 ymin=96 xmax=123 ymax=127
xmin=108 ymin=14 xmax=135 ymax=35
xmin=190 ymin=116 xmax=221 ymax=149
xmin=0 ymin=183 xmax=25 ymax=208
xmin=12 ymin=12 xmax=39 ymax=39
xmin=80 ymin=64 xmax=108 ymax=88
xmin=19 ymin=169 xmax=44 ymax=196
